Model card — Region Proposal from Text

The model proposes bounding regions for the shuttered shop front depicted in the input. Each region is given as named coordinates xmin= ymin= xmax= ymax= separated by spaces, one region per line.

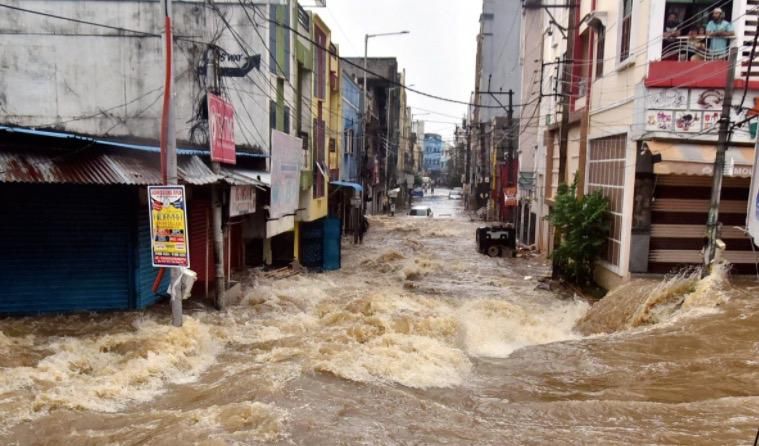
xmin=649 ymin=175 xmax=759 ymax=273
xmin=0 ymin=184 xmax=134 ymax=314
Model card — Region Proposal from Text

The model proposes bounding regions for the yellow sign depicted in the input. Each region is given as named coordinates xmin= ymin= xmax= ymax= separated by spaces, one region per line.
xmin=148 ymin=185 xmax=190 ymax=267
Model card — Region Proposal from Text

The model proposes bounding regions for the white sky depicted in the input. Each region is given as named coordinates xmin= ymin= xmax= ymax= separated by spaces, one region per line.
xmin=313 ymin=0 xmax=481 ymax=142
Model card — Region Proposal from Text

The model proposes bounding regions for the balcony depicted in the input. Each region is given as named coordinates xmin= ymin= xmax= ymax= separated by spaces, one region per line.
xmin=647 ymin=35 xmax=736 ymax=88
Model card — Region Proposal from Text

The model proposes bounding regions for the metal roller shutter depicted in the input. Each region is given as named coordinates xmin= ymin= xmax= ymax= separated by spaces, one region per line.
xmin=0 ymin=184 xmax=133 ymax=314
xmin=134 ymin=202 xmax=170 ymax=309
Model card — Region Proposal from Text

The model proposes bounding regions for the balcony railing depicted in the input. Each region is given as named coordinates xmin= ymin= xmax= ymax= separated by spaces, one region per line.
xmin=661 ymin=36 xmax=734 ymax=62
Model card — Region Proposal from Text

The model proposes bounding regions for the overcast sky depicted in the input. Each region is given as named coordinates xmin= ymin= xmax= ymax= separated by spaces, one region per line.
xmin=314 ymin=0 xmax=482 ymax=142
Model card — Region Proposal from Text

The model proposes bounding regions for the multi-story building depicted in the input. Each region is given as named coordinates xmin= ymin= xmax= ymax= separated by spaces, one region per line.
xmin=342 ymin=57 xmax=401 ymax=213
xmin=412 ymin=120 xmax=426 ymax=173
xmin=340 ymin=72 xmax=362 ymax=183
xmin=0 ymin=0 xmax=352 ymax=314
xmin=0 ymin=0 xmax=298 ymax=312
xmin=529 ymin=0 xmax=759 ymax=289
xmin=423 ymin=133 xmax=445 ymax=176
xmin=471 ymin=0 xmax=523 ymax=222
xmin=517 ymin=2 xmax=546 ymax=247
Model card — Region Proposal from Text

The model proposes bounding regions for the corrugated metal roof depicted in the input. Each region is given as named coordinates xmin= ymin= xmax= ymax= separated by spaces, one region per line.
xmin=179 ymin=156 xmax=222 ymax=185
xmin=0 ymin=125 xmax=269 ymax=158
xmin=0 ymin=150 xmax=220 ymax=185
xmin=220 ymin=167 xmax=271 ymax=188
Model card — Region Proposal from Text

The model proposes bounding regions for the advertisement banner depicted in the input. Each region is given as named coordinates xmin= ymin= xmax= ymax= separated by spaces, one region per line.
xmin=748 ymin=139 xmax=759 ymax=246
xmin=208 ymin=93 xmax=236 ymax=164
xmin=148 ymin=185 xmax=190 ymax=268
xmin=270 ymin=130 xmax=303 ymax=234
xmin=229 ymin=185 xmax=256 ymax=217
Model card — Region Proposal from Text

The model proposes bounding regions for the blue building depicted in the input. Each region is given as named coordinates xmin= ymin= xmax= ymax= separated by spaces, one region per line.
xmin=423 ymin=133 xmax=444 ymax=174
xmin=341 ymin=72 xmax=362 ymax=182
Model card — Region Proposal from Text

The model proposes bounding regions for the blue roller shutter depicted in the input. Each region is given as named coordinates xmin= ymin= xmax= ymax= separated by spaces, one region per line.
xmin=0 ymin=184 xmax=134 ymax=314
xmin=323 ymin=217 xmax=341 ymax=271
xmin=134 ymin=202 xmax=170 ymax=309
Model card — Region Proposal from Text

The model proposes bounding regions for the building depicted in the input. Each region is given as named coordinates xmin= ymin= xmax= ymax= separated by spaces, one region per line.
xmin=343 ymin=57 xmax=402 ymax=213
xmin=0 ymin=0 xmax=348 ymax=313
xmin=527 ymin=0 xmax=759 ymax=289
xmin=516 ymin=2 xmax=545 ymax=247
xmin=470 ymin=0 xmax=523 ymax=222
xmin=412 ymin=120 xmax=426 ymax=173
xmin=423 ymin=133 xmax=445 ymax=176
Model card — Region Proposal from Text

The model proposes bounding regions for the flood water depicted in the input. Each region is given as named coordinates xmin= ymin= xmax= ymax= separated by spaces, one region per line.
xmin=2 ymin=189 xmax=759 ymax=445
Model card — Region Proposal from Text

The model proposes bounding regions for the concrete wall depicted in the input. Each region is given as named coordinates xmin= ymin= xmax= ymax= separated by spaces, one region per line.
xmin=0 ymin=0 xmax=279 ymax=152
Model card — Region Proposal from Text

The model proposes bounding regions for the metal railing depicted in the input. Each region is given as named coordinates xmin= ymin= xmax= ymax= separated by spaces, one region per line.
xmin=661 ymin=35 xmax=734 ymax=62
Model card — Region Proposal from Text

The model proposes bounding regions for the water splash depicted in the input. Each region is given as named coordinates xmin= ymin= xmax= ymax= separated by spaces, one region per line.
xmin=576 ymin=263 xmax=731 ymax=335
xmin=0 ymin=316 xmax=220 ymax=428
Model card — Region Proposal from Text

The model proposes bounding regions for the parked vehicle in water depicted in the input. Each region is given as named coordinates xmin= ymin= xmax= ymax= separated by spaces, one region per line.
xmin=476 ymin=224 xmax=516 ymax=257
xmin=448 ymin=187 xmax=463 ymax=200
xmin=410 ymin=187 xmax=424 ymax=198
xmin=409 ymin=206 xmax=433 ymax=217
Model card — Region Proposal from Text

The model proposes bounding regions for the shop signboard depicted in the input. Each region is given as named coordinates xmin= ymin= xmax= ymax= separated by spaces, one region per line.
xmin=229 ymin=185 xmax=256 ymax=217
xmin=208 ymin=93 xmax=236 ymax=164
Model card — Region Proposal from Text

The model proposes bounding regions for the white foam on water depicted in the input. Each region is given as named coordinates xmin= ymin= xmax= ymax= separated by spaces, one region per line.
xmin=0 ymin=316 xmax=221 ymax=424
xmin=458 ymin=298 xmax=590 ymax=358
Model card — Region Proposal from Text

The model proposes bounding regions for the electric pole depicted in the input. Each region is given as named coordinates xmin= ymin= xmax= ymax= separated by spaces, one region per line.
xmin=506 ymin=89 xmax=517 ymax=229
xmin=465 ymin=121 xmax=472 ymax=209
xmin=552 ymin=0 xmax=576 ymax=279
xmin=160 ymin=0 xmax=181 ymax=326
xmin=210 ymin=51 xmax=226 ymax=310
xmin=704 ymin=46 xmax=739 ymax=273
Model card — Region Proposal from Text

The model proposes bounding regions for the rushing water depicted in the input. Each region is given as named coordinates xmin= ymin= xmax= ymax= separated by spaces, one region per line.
xmin=2 ymin=191 xmax=758 ymax=445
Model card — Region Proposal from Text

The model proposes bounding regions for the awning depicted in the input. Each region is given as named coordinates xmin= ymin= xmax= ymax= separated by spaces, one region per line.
xmin=0 ymin=149 xmax=221 ymax=185
xmin=0 ymin=125 xmax=269 ymax=159
xmin=645 ymin=141 xmax=754 ymax=178
xmin=220 ymin=167 xmax=271 ymax=189
xmin=330 ymin=180 xmax=363 ymax=192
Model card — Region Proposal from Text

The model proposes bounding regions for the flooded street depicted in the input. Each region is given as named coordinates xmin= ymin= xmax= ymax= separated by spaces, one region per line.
xmin=2 ymin=189 xmax=759 ymax=445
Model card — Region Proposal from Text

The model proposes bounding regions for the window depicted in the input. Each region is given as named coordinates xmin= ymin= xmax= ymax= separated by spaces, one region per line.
xmin=596 ymin=25 xmax=606 ymax=77
xmin=313 ymin=114 xmax=326 ymax=198
xmin=314 ymin=27 xmax=327 ymax=99
xmin=283 ymin=106 xmax=290 ymax=135
xmin=587 ymin=134 xmax=627 ymax=267
xmin=619 ymin=0 xmax=633 ymax=62
xmin=344 ymin=129 xmax=354 ymax=154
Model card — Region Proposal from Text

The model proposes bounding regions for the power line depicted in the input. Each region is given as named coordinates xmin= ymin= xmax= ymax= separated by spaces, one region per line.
xmin=259 ymin=13 xmax=530 ymax=109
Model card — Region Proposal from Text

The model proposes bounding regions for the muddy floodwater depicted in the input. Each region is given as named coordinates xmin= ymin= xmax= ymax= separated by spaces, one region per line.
xmin=2 ymin=191 xmax=759 ymax=445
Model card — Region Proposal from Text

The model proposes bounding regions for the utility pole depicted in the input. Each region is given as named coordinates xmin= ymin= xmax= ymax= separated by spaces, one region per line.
xmin=506 ymin=89 xmax=517 ymax=229
xmin=384 ymin=87 xmax=393 ymax=208
xmin=704 ymin=46 xmax=739 ymax=273
xmin=552 ymin=0 xmax=576 ymax=279
xmin=465 ymin=121 xmax=472 ymax=209
xmin=360 ymin=34 xmax=369 ymax=239
xmin=210 ymin=51 xmax=226 ymax=310
xmin=160 ymin=0 xmax=181 ymax=326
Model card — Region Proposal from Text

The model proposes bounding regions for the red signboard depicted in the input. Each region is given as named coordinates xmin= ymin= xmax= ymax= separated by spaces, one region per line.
xmin=208 ymin=93 xmax=236 ymax=164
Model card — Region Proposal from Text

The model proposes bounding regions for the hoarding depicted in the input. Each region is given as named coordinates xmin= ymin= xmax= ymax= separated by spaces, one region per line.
xmin=269 ymin=130 xmax=303 ymax=236
xmin=229 ymin=185 xmax=256 ymax=217
xmin=208 ymin=93 xmax=236 ymax=164
xmin=148 ymin=185 xmax=190 ymax=268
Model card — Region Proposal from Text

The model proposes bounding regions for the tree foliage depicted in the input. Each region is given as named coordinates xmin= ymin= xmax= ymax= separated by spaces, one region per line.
xmin=547 ymin=179 xmax=610 ymax=286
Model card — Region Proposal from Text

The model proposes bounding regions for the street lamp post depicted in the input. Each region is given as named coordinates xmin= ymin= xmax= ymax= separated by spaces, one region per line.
xmin=360 ymin=30 xmax=409 ymax=219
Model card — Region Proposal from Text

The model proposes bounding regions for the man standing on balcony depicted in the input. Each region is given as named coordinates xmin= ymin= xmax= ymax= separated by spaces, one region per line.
xmin=663 ymin=13 xmax=682 ymax=59
xmin=706 ymin=7 xmax=734 ymax=58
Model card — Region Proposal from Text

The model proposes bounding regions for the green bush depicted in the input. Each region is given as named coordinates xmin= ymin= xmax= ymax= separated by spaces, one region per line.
xmin=547 ymin=179 xmax=610 ymax=286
